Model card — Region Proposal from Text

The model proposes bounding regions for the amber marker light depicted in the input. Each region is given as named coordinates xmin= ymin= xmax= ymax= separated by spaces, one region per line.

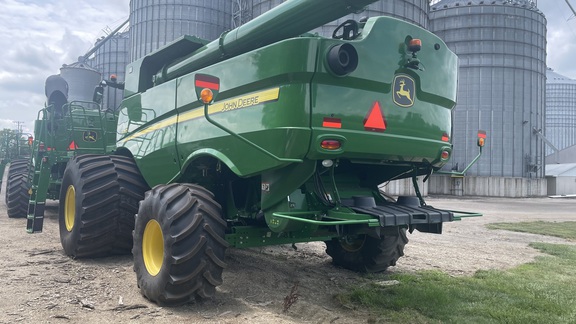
xmin=408 ymin=38 xmax=422 ymax=52
xmin=200 ymin=88 xmax=214 ymax=104
xmin=478 ymin=137 xmax=485 ymax=147
xmin=477 ymin=130 xmax=487 ymax=147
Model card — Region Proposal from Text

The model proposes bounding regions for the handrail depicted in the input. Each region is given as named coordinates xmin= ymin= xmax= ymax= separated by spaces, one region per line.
xmin=271 ymin=211 xmax=380 ymax=226
xmin=66 ymin=100 xmax=109 ymax=152
xmin=448 ymin=209 xmax=483 ymax=221
xmin=436 ymin=146 xmax=483 ymax=176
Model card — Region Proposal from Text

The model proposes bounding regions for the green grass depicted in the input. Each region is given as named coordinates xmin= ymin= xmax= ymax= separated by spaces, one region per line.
xmin=486 ymin=221 xmax=576 ymax=241
xmin=335 ymin=222 xmax=576 ymax=324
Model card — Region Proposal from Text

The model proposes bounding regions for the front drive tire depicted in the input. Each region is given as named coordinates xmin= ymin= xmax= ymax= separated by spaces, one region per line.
xmin=59 ymin=155 xmax=149 ymax=258
xmin=133 ymin=183 xmax=229 ymax=306
xmin=325 ymin=226 xmax=408 ymax=273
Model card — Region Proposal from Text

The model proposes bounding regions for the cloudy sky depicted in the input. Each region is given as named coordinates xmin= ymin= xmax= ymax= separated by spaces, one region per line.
xmin=0 ymin=0 xmax=574 ymax=133
xmin=0 ymin=0 xmax=130 ymax=133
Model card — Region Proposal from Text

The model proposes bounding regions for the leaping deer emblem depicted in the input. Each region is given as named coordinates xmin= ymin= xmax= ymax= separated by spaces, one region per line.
xmin=83 ymin=131 xmax=97 ymax=142
xmin=395 ymin=79 xmax=413 ymax=105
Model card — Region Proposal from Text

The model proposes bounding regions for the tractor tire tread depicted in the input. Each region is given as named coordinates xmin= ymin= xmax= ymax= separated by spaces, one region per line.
xmin=133 ymin=183 xmax=228 ymax=306
xmin=59 ymin=154 xmax=148 ymax=258
xmin=325 ymin=227 xmax=408 ymax=273
xmin=5 ymin=159 xmax=30 ymax=218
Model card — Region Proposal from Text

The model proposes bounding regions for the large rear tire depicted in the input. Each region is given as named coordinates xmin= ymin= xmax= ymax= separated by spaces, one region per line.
xmin=325 ymin=227 xmax=408 ymax=272
xmin=5 ymin=159 xmax=30 ymax=218
xmin=133 ymin=183 xmax=228 ymax=306
xmin=59 ymin=155 xmax=148 ymax=258
xmin=6 ymin=159 xmax=29 ymax=179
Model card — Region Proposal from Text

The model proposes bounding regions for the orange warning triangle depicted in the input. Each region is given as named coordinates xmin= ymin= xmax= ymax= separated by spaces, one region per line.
xmin=364 ymin=102 xmax=386 ymax=132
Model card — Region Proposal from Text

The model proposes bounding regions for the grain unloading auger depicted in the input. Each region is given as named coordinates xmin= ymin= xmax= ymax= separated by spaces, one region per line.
xmin=33 ymin=0 xmax=484 ymax=306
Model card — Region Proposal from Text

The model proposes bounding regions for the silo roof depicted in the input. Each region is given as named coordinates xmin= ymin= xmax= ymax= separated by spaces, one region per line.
xmin=546 ymin=68 xmax=576 ymax=84
xmin=431 ymin=0 xmax=540 ymax=13
xmin=61 ymin=61 xmax=99 ymax=72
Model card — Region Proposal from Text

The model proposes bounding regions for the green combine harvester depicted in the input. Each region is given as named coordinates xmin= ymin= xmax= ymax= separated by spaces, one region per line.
xmin=24 ymin=0 xmax=484 ymax=306
xmin=4 ymin=21 xmax=129 ymax=221
xmin=3 ymin=73 xmax=117 ymax=220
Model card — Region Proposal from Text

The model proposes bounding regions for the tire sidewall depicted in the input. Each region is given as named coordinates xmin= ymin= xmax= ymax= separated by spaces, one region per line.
xmin=5 ymin=160 xmax=30 ymax=218
xmin=58 ymin=158 xmax=83 ymax=257
xmin=133 ymin=188 xmax=171 ymax=302
xmin=133 ymin=184 xmax=227 ymax=306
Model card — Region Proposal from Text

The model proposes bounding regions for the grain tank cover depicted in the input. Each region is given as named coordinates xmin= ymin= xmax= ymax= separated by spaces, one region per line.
xmin=60 ymin=62 xmax=101 ymax=102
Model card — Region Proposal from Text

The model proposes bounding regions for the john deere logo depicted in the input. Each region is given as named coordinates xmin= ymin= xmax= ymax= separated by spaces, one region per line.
xmin=83 ymin=131 xmax=97 ymax=142
xmin=393 ymin=75 xmax=415 ymax=108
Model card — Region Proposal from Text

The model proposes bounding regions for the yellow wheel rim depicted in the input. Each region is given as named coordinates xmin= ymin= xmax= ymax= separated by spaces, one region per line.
xmin=143 ymin=219 xmax=164 ymax=276
xmin=340 ymin=235 xmax=366 ymax=252
xmin=64 ymin=185 xmax=76 ymax=232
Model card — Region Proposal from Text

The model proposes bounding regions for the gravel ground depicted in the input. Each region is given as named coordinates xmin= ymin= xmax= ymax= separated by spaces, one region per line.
xmin=1 ymin=172 xmax=575 ymax=323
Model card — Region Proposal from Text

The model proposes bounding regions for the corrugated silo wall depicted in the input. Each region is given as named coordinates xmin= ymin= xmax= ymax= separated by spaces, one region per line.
xmin=60 ymin=63 xmax=101 ymax=103
xmin=93 ymin=32 xmax=130 ymax=112
xmin=250 ymin=0 xmax=429 ymax=35
xmin=428 ymin=0 xmax=547 ymax=197
xmin=129 ymin=0 xmax=233 ymax=61
xmin=545 ymin=69 xmax=576 ymax=155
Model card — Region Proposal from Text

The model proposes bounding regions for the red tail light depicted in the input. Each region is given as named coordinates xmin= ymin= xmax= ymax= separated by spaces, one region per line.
xmin=321 ymin=140 xmax=341 ymax=150
xmin=441 ymin=150 xmax=450 ymax=160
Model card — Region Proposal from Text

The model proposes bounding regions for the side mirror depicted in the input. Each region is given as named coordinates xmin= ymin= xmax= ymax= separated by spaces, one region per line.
xmin=93 ymin=85 xmax=104 ymax=104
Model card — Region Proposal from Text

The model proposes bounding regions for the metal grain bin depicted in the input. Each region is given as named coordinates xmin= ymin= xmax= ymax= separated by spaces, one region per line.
xmin=545 ymin=68 xmax=576 ymax=155
xmin=250 ymin=0 xmax=429 ymax=36
xmin=59 ymin=62 xmax=101 ymax=103
xmin=129 ymin=0 xmax=233 ymax=61
xmin=93 ymin=31 xmax=130 ymax=112
xmin=430 ymin=0 xmax=546 ymax=178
